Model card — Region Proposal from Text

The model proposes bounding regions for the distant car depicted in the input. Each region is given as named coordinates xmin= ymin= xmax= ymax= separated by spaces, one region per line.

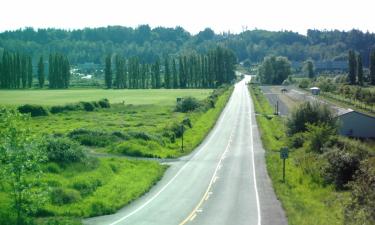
xmin=281 ymin=88 xmax=288 ymax=93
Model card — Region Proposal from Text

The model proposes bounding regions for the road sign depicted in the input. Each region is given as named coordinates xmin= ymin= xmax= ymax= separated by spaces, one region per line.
xmin=280 ymin=147 xmax=289 ymax=159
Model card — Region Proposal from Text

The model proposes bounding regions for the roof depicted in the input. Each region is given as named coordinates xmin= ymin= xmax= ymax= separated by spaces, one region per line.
xmin=310 ymin=87 xmax=320 ymax=90
xmin=335 ymin=109 xmax=375 ymax=120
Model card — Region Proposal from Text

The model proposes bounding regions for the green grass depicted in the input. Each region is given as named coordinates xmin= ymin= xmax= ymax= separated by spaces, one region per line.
xmin=0 ymin=87 xmax=233 ymax=224
xmin=249 ymin=85 xmax=344 ymax=225
xmin=0 ymin=89 xmax=211 ymax=106
xmin=0 ymin=158 xmax=167 ymax=224
xmin=24 ymin=87 xmax=233 ymax=159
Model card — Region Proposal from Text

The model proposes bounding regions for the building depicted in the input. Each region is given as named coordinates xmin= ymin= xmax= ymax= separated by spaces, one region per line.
xmin=310 ymin=87 xmax=320 ymax=95
xmin=336 ymin=109 xmax=375 ymax=138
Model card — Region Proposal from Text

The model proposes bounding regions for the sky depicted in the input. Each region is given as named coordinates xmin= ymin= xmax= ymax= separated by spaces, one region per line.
xmin=1 ymin=0 xmax=375 ymax=35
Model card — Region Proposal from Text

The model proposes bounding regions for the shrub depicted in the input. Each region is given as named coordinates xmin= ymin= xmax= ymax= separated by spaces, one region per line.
xmin=298 ymin=78 xmax=310 ymax=88
xmin=98 ymin=98 xmax=110 ymax=108
xmin=69 ymin=129 xmax=119 ymax=147
xmin=44 ymin=137 xmax=86 ymax=164
xmin=288 ymin=132 xmax=305 ymax=149
xmin=286 ymin=102 xmax=337 ymax=135
xmin=18 ymin=104 xmax=49 ymax=117
xmin=90 ymin=201 xmax=113 ymax=216
xmin=175 ymin=97 xmax=201 ymax=112
xmin=80 ymin=101 xmax=95 ymax=112
xmin=51 ymin=188 xmax=81 ymax=205
xmin=50 ymin=105 xmax=65 ymax=114
xmin=344 ymin=157 xmax=375 ymax=225
xmin=303 ymin=123 xmax=336 ymax=153
xmin=72 ymin=179 xmax=102 ymax=197
xmin=322 ymin=137 xmax=371 ymax=189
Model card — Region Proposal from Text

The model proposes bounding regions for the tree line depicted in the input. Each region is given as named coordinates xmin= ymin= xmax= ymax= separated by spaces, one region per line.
xmin=348 ymin=49 xmax=375 ymax=86
xmin=105 ymin=47 xmax=236 ymax=89
xmin=0 ymin=50 xmax=33 ymax=89
xmin=0 ymin=50 xmax=71 ymax=89
xmin=1 ymin=26 xmax=375 ymax=66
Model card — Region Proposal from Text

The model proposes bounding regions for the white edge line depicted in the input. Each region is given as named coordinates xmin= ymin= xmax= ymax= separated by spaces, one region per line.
xmin=107 ymin=88 xmax=236 ymax=225
xmin=247 ymin=80 xmax=262 ymax=225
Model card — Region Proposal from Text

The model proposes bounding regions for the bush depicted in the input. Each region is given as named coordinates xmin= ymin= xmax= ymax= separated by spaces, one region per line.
xmin=18 ymin=104 xmax=49 ymax=117
xmin=98 ymin=98 xmax=110 ymax=108
xmin=80 ymin=101 xmax=95 ymax=112
xmin=72 ymin=178 xmax=102 ymax=197
xmin=51 ymin=188 xmax=81 ymax=205
xmin=303 ymin=123 xmax=336 ymax=153
xmin=175 ymin=97 xmax=201 ymax=112
xmin=50 ymin=105 xmax=65 ymax=114
xmin=69 ymin=129 xmax=120 ymax=147
xmin=298 ymin=78 xmax=310 ymax=88
xmin=344 ymin=157 xmax=375 ymax=225
xmin=44 ymin=137 xmax=86 ymax=164
xmin=322 ymin=137 xmax=371 ymax=189
xmin=287 ymin=102 xmax=337 ymax=135
xmin=113 ymin=142 xmax=154 ymax=158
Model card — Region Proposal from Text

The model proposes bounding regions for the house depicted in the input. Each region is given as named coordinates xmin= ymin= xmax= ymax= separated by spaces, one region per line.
xmin=336 ymin=109 xmax=375 ymax=138
xmin=310 ymin=87 xmax=320 ymax=95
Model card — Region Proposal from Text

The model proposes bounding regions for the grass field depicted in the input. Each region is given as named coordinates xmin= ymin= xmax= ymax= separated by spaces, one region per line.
xmin=0 ymin=86 xmax=233 ymax=224
xmin=0 ymin=89 xmax=212 ymax=106
xmin=249 ymin=85 xmax=345 ymax=225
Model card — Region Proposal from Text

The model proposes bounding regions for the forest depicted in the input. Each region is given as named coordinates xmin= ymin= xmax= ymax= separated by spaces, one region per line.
xmin=0 ymin=26 xmax=375 ymax=66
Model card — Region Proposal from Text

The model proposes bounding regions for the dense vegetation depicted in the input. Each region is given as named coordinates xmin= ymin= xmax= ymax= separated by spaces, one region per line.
xmin=250 ymin=85 xmax=375 ymax=225
xmin=105 ymin=46 xmax=236 ymax=89
xmin=257 ymin=56 xmax=292 ymax=84
xmin=0 ymin=85 xmax=232 ymax=224
xmin=0 ymin=50 xmax=33 ymax=88
xmin=1 ymin=27 xmax=375 ymax=66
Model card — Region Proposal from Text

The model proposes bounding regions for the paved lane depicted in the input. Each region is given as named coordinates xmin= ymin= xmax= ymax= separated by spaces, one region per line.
xmin=84 ymin=76 xmax=287 ymax=225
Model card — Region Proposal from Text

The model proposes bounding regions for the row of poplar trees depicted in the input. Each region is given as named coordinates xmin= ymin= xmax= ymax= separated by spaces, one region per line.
xmin=104 ymin=47 xmax=236 ymax=89
xmin=348 ymin=49 xmax=375 ymax=86
xmin=0 ymin=50 xmax=71 ymax=89
xmin=48 ymin=53 xmax=71 ymax=89
xmin=0 ymin=50 xmax=33 ymax=89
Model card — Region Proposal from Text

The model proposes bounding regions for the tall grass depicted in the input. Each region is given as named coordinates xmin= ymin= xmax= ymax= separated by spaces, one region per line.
xmin=249 ymin=85 xmax=344 ymax=225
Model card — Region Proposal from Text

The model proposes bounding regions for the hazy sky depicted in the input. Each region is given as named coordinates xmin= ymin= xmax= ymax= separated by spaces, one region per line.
xmin=2 ymin=0 xmax=374 ymax=34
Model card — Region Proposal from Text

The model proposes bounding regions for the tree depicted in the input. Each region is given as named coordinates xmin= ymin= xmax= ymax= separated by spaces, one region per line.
xmin=0 ymin=108 xmax=46 ymax=224
xmin=357 ymin=54 xmax=364 ymax=86
xmin=287 ymin=102 xmax=337 ymax=135
xmin=348 ymin=50 xmax=357 ymax=85
xmin=37 ymin=56 xmax=44 ymax=88
xmin=104 ymin=55 xmax=112 ymax=88
xmin=303 ymin=60 xmax=315 ymax=78
xmin=172 ymin=58 xmax=178 ymax=88
xmin=370 ymin=49 xmax=375 ymax=85
xmin=27 ymin=56 xmax=33 ymax=88
xmin=258 ymin=56 xmax=291 ymax=84
xmin=164 ymin=57 xmax=171 ymax=88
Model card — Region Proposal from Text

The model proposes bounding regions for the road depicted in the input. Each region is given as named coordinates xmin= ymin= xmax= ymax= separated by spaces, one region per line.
xmin=84 ymin=76 xmax=287 ymax=225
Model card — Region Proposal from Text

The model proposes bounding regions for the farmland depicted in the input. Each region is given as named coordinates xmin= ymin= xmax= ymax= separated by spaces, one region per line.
xmin=0 ymin=87 xmax=232 ymax=224
xmin=0 ymin=89 xmax=211 ymax=106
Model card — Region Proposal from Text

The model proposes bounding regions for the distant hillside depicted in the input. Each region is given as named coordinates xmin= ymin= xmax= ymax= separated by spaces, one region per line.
xmin=0 ymin=26 xmax=374 ymax=66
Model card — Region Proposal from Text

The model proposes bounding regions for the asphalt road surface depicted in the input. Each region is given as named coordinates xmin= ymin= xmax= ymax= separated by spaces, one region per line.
xmin=84 ymin=76 xmax=287 ymax=225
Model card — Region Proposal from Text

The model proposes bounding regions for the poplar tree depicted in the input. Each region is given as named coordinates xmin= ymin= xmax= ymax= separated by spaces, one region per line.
xmin=370 ymin=49 xmax=375 ymax=85
xmin=164 ymin=57 xmax=171 ymax=88
xmin=172 ymin=58 xmax=178 ymax=88
xmin=27 ymin=56 xmax=33 ymax=88
xmin=357 ymin=54 xmax=363 ymax=86
xmin=104 ymin=55 xmax=112 ymax=88
xmin=348 ymin=50 xmax=357 ymax=85
xmin=37 ymin=56 xmax=44 ymax=88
